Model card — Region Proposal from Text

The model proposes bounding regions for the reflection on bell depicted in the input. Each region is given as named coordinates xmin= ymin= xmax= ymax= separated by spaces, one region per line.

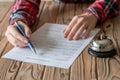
xmin=88 ymin=34 xmax=116 ymax=58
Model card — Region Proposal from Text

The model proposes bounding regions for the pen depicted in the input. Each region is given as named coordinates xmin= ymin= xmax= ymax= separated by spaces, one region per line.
xmin=15 ymin=22 xmax=37 ymax=54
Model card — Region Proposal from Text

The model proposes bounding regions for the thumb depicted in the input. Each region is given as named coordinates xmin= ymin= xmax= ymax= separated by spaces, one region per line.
xmin=24 ymin=25 xmax=31 ymax=38
xmin=18 ymin=21 xmax=31 ymax=38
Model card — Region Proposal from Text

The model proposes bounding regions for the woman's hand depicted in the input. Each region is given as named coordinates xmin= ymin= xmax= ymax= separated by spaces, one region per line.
xmin=5 ymin=21 xmax=31 ymax=47
xmin=63 ymin=12 xmax=98 ymax=40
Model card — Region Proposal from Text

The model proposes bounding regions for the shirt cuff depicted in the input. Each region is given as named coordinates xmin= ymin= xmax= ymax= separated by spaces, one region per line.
xmin=83 ymin=7 xmax=102 ymax=24
xmin=9 ymin=14 xmax=29 ymax=26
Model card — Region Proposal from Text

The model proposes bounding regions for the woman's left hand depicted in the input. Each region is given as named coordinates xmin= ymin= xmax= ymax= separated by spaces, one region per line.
xmin=63 ymin=12 xmax=98 ymax=40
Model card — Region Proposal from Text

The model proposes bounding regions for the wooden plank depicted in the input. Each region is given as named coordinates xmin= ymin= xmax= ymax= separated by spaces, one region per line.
xmin=0 ymin=2 xmax=13 ymax=47
xmin=56 ymin=2 xmax=65 ymax=24
xmin=43 ymin=67 xmax=70 ymax=80
xmin=0 ymin=2 xmax=13 ymax=22
xmin=40 ymin=2 xmax=71 ymax=80
xmin=62 ymin=3 xmax=75 ymax=25
xmin=0 ymin=0 xmax=13 ymax=2
xmin=39 ymin=1 xmax=70 ymax=80
xmin=13 ymin=2 xmax=46 ymax=80
xmin=14 ymin=63 xmax=45 ymax=80
xmin=69 ymin=3 xmax=98 ymax=80
xmin=111 ymin=14 xmax=120 ymax=56
xmin=95 ymin=14 xmax=120 ymax=80
xmin=0 ymin=2 xmax=46 ymax=80
xmin=0 ymin=2 xmax=13 ymax=55
xmin=38 ymin=1 xmax=59 ymax=25
xmin=0 ymin=2 xmax=23 ymax=80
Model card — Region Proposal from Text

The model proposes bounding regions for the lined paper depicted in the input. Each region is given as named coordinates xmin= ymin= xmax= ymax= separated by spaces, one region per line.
xmin=2 ymin=23 xmax=100 ymax=69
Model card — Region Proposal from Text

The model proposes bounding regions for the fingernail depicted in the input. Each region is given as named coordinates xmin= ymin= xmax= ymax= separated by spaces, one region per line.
xmin=64 ymin=35 xmax=67 ymax=38
xmin=24 ymin=43 xmax=28 ymax=47
xmin=73 ymin=37 xmax=75 ymax=40
xmin=73 ymin=36 xmax=76 ymax=40
xmin=27 ymin=34 xmax=31 ymax=38
xmin=27 ymin=32 xmax=31 ymax=37
xmin=63 ymin=29 xmax=65 ymax=32
xmin=68 ymin=39 xmax=72 ymax=41
xmin=82 ymin=36 xmax=86 ymax=39
xmin=68 ymin=37 xmax=72 ymax=40
xmin=24 ymin=39 xmax=28 ymax=43
xmin=15 ymin=45 xmax=19 ymax=47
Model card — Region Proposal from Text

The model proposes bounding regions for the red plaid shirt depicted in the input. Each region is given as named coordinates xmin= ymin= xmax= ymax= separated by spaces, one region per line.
xmin=9 ymin=0 xmax=120 ymax=26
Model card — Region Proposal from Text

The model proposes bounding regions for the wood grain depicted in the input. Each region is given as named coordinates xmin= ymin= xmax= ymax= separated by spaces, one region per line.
xmin=0 ymin=2 xmax=13 ymax=22
xmin=0 ymin=1 xmax=120 ymax=80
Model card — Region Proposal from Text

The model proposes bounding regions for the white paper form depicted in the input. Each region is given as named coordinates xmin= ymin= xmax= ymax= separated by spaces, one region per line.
xmin=2 ymin=23 xmax=100 ymax=69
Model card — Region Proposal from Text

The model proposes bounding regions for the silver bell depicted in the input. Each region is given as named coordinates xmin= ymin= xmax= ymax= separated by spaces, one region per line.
xmin=88 ymin=35 xmax=116 ymax=58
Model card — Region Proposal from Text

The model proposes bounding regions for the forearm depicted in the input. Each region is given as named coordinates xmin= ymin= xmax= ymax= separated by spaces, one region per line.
xmin=85 ymin=0 xmax=120 ymax=23
xmin=9 ymin=0 xmax=40 ymax=26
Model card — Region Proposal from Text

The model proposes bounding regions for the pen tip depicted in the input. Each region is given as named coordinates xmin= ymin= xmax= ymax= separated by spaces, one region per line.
xmin=31 ymin=48 xmax=37 ymax=54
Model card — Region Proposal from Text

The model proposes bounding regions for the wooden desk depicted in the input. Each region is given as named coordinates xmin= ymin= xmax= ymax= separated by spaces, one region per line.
xmin=0 ymin=1 xmax=120 ymax=80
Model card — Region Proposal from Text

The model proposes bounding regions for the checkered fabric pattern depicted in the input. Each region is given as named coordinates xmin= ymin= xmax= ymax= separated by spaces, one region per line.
xmin=9 ymin=0 xmax=120 ymax=26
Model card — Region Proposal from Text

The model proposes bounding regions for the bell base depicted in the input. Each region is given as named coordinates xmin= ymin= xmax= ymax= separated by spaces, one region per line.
xmin=88 ymin=48 xmax=116 ymax=58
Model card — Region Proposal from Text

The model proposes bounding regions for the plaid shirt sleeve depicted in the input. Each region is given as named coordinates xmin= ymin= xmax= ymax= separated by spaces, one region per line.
xmin=9 ymin=0 xmax=40 ymax=26
xmin=84 ymin=0 xmax=120 ymax=23
xmin=57 ymin=0 xmax=94 ymax=3
xmin=9 ymin=0 xmax=120 ymax=26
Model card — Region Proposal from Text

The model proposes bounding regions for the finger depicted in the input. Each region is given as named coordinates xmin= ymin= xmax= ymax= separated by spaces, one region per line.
xmin=82 ymin=25 xmax=94 ymax=39
xmin=18 ymin=21 xmax=31 ymax=38
xmin=63 ymin=28 xmax=66 ymax=33
xmin=8 ymin=25 xmax=28 ymax=43
xmin=67 ymin=21 xmax=82 ymax=40
xmin=64 ymin=16 xmax=78 ymax=38
xmin=73 ymin=23 xmax=87 ymax=40
xmin=6 ymin=32 xmax=27 ymax=47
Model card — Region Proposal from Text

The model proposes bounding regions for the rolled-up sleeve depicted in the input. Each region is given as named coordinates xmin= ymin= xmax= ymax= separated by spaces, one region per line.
xmin=84 ymin=0 xmax=120 ymax=23
xmin=9 ymin=0 xmax=40 ymax=26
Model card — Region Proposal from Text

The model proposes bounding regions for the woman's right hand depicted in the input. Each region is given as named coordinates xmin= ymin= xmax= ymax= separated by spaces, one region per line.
xmin=5 ymin=21 xmax=31 ymax=47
